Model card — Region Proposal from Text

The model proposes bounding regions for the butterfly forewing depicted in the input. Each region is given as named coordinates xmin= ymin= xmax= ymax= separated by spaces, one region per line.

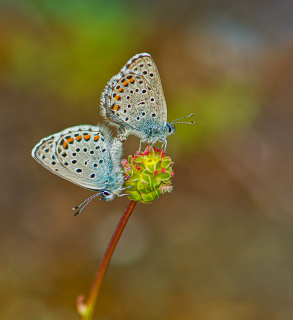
xmin=123 ymin=54 xmax=167 ymax=125
xmin=32 ymin=125 xmax=114 ymax=191
xmin=108 ymin=74 xmax=156 ymax=130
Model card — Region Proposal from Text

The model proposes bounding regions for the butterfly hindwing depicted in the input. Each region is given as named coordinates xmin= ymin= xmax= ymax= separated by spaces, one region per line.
xmin=32 ymin=125 xmax=115 ymax=191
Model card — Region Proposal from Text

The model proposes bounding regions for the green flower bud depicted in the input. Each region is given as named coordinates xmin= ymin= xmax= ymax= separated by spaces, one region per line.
xmin=122 ymin=147 xmax=174 ymax=204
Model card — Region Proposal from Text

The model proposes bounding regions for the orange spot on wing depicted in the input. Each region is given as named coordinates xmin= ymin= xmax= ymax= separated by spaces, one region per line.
xmin=118 ymin=88 xmax=124 ymax=93
xmin=83 ymin=134 xmax=91 ymax=140
xmin=114 ymin=95 xmax=121 ymax=101
xmin=129 ymin=79 xmax=135 ymax=83
xmin=94 ymin=134 xmax=100 ymax=141
xmin=113 ymin=104 xmax=120 ymax=111
xmin=122 ymin=80 xmax=128 ymax=86
xmin=67 ymin=137 xmax=74 ymax=143
xmin=76 ymin=135 xmax=82 ymax=141
xmin=63 ymin=141 xmax=68 ymax=149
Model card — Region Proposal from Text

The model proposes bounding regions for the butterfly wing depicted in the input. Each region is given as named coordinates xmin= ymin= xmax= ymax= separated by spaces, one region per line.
xmin=31 ymin=125 xmax=115 ymax=191
xmin=100 ymin=53 xmax=167 ymax=138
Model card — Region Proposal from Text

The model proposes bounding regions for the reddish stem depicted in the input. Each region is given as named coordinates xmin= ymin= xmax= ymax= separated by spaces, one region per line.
xmin=78 ymin=200 xmax=137 ymax=320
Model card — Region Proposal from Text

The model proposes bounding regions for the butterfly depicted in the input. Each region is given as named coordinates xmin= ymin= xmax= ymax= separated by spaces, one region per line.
xmin=31 ymin=124 xmax=126 ymax=215
xmin=100 ymin=53 xmax=195 ymax=151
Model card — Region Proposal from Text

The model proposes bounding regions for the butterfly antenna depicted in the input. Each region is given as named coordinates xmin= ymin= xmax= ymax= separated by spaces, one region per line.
xmin=171 ymin=113 xmax=196 ymax=124
xmin=173 ymin=121 xmax=196 ymax=124
xmin=72 ymin=192 xmax=101 ymax=216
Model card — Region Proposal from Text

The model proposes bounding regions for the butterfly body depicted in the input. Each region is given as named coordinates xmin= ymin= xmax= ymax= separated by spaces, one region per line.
xmin=31 ymin=124 xmax=124 ymax=201
xmin=100 ymin=53 xmax=178 ymax=149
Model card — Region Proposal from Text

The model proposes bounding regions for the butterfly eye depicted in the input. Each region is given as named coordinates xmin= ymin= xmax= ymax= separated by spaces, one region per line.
xmin=167 ymin=125 xmax=174 ymax=134
xmin=103 ymin=190 xmax=111 ymax=196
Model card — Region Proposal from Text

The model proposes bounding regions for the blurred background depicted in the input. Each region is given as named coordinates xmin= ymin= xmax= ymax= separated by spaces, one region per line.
xmin=1 ymin=0 xmax=293 ymax=319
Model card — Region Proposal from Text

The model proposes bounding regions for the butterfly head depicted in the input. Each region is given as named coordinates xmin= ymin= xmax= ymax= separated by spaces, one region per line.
xmin=145 ymin=124 xmax=176 ymax=143
xmin=101 ymin=173 xmax=125 ymax=201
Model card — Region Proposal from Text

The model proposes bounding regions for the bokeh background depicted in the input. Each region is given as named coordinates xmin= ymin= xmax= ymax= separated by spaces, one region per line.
xmin=1 ymin=0 xmax=293 ymax=319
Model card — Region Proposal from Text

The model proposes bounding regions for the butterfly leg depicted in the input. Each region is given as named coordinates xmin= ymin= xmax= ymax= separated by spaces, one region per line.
xmin=117 ymin=126 xmax=128 ymax=142
xmin=138 ymin=140 xmax=143 ymax=153
xmin=118 ymin=186 xmax=132 ymax=191
xmin=162 ymin=139 xmax=167 ymax=153
xmin=138 ymin=139 xmax=148 ymax=153
xmin=118 ymin=185 xmax=132 ymax=197
xmin=118 ymin=193 xmax=131 ymax=197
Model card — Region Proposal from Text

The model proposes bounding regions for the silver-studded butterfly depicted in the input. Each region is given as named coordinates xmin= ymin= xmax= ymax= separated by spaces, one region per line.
xmin=100 ymin=53 xmax=195 ymax=150
xmin=31 ymin=125 xmax=126 ymax=215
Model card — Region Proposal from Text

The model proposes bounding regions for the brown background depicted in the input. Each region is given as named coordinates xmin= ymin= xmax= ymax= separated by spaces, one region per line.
xmin=1 ymin=0 xmax=293 ymax=319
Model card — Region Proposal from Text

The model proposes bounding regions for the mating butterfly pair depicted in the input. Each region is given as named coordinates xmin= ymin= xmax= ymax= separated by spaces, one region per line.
xmin=32 ymin=53 xmax=194 ymax=209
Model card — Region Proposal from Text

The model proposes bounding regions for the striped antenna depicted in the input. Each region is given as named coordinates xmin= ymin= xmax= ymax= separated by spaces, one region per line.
xmin=72 ymin=192 xmax=102 ymax=216
xmin=170 ymin=113 xmax=196 ymax=125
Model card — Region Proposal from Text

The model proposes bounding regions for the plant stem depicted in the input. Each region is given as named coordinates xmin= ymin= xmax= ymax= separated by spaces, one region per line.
xmin=78 ymin=200 xmax=137 ymax=320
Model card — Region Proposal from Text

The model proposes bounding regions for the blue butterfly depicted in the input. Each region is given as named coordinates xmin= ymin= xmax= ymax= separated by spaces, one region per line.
xmin=100 ymin=53 xmax=195 ymax=150
xmin=31 ymin=124 xmax=126 ymax=214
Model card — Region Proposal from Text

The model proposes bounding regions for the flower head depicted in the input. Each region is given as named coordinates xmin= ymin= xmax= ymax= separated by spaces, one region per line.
xmin=122 ymin=146 xmax=174 ymax=204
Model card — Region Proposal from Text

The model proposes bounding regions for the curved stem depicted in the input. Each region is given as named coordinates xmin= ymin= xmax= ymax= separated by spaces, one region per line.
xmin=78 ymin=200 xmax=137 ymax=320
